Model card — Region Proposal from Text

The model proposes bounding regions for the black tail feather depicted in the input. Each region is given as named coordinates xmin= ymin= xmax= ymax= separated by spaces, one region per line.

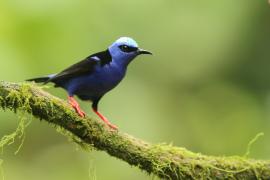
xmin=26 ymin=76 xmax=50 ymax=83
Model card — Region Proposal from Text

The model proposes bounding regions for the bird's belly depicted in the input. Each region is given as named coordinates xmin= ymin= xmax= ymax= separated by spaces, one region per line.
xmin=68 ymin=65 xmax=125 ymax=99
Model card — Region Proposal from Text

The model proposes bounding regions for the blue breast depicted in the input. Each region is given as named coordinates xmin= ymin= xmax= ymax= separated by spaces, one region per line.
xmin=64 ymin=61 xmax=126 ymax=101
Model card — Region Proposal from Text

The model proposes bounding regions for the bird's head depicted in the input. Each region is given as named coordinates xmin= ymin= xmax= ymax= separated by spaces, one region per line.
xmin=108 ymin=37 xmax=152 ymax=66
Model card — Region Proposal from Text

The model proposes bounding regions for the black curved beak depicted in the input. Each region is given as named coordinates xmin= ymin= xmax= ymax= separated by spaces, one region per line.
xmin=138 ymin=48 xmax=153 ymax=55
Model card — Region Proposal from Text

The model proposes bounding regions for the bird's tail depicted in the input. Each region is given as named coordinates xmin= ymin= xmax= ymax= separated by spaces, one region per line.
xmin=26 ymin=76 xmax=50 ymax=83
xmin=26 ymin=74 xmax=55 ymax=84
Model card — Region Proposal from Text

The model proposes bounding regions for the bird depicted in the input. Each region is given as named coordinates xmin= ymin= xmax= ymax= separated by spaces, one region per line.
xmin=27 ymin=37 xmax=152 ymax=130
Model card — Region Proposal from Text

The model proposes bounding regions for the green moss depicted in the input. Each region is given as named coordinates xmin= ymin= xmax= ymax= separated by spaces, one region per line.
xmin=1 ymin=81 xmax=270 ymax=179
xmin=0 ymin=83 xmax=35 ymax=180
xmin=0 ymin=84 xmax=33 ymax=154
xmin=55 ymin=125 xmax=94 ymax=151
xmin=244 ymin=132 xmax=264 ymax=158
xmin=0 ymin=159 xmax=4 ymax=180
xmin=146 ymin=143 xmax=270 ymax=179
xmin=88 ymin=158 xmax=97 ymax=180
xmin=28 ymin=84 xmax=94 ymax=151
xmin=0 ymin=113 xmax=31 ymax=155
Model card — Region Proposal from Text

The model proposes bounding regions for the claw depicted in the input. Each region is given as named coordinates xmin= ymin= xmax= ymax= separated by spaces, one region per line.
xmin=108 ymin=123 xmax=118 ymax=130
xmin=93 ymin=109 xmax=118 ymax=130
xmin=68 ymin=96 xmax=86 ymax=118
xmin=77 ymin=109 xmax=86 ymax=117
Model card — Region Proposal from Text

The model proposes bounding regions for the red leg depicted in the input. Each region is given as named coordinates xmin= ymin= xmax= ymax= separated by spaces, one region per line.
xmin=68 ymin=96 xmax=86 ymax=117
xmin=93 ymin=108 xmax=118 ymax=130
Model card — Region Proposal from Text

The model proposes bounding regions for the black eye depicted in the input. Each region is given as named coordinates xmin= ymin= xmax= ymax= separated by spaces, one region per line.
xmin=119 ymin=45 xmax=138 ymax=53
xmin=120 ymin=45 xmax=128 ymax=51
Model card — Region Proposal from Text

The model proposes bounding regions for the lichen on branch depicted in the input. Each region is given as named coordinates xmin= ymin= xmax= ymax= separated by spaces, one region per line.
xmin=0 ymin=81 xmax=270 ymax=179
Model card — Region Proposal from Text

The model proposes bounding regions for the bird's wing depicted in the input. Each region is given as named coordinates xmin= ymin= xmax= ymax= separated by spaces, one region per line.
xmin=48 ymin=49 xmax=112 ymax=84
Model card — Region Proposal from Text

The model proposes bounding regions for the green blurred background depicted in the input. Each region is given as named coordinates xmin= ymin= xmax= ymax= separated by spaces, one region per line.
xmin=1 ymin=0 xmax=270 ymax=179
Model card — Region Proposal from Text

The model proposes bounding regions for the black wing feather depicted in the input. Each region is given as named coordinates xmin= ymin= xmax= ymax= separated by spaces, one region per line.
xmin=47 ymin=49 xmax=112 ymax=84
xmin=48 ymin=58 xmax=96 ymax=83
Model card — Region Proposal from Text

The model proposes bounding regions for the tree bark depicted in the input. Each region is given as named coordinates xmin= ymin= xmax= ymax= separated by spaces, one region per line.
xmin=0 ymin=81 xmax=269 ymax=179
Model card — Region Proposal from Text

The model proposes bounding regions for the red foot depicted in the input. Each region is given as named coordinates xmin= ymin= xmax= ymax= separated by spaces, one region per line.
xmin=93 ymin=109 xmax=118 ymax=130
xmin=68 ymin=96 xmax=86 ymax=117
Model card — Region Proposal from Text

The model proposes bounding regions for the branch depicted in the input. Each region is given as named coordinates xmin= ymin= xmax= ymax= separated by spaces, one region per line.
xmin=0 ymin=81 xmax=269 ymax=179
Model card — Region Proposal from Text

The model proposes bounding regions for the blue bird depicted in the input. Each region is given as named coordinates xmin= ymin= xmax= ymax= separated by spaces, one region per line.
xmin=27 ymin=37 xmax=152 ymax=129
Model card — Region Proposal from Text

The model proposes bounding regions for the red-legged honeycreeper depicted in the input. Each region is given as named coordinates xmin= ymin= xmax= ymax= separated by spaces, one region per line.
xmin=27 ymin=37 xmax=152 ymax=130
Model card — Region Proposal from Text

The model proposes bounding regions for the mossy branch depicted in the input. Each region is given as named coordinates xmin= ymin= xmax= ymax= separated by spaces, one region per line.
xmin=0 ymin=81 xmax=270 ymax=179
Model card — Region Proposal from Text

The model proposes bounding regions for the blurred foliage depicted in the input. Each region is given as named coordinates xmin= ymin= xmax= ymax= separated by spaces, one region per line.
xmin=0 ymin=0 xmax=270 ymax=179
